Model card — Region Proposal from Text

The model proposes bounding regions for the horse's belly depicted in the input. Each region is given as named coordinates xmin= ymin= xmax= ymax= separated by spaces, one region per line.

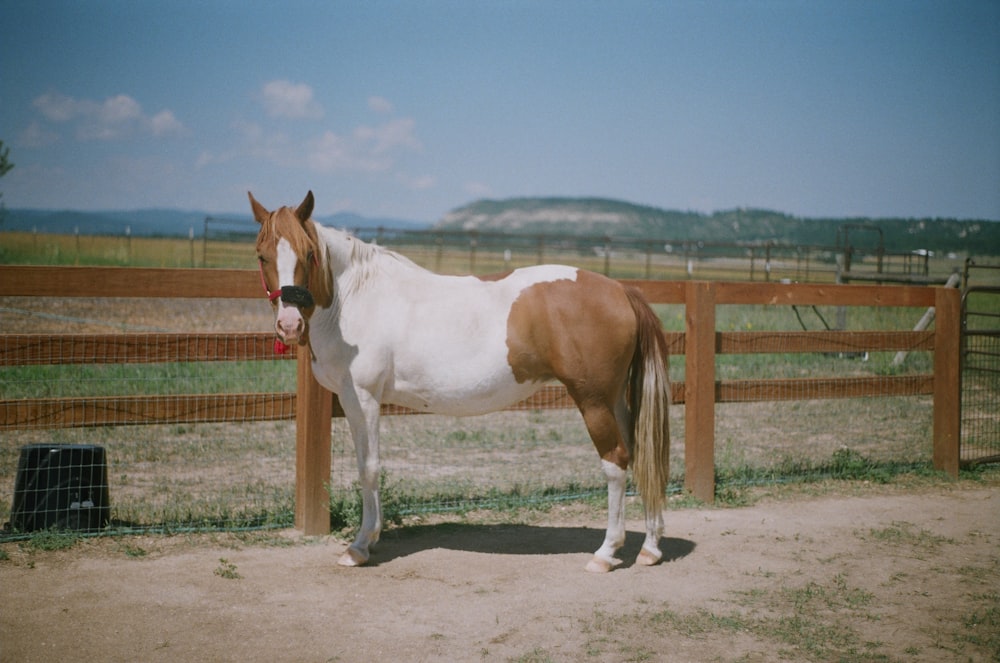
xmin=383 ymin=372 xmax=544 ymax=417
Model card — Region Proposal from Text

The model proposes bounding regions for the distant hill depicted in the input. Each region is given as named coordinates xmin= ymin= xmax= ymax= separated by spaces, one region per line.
xmin=4 ymin=199 xmax=998 ymax=256
xmin=1 ymin=209 xmax=209 ymax=237
xmin=323 ymin=212 xmax=430 ymax=233
xmin=435 ymin=198 xmax=1000 ymax=255
xmin=0 ymin=208 xmax=431 ymax=238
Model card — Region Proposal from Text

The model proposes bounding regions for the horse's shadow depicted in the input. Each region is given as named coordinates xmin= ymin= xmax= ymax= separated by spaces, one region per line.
xmin=365 ymin=523 xmax=696 ymax=568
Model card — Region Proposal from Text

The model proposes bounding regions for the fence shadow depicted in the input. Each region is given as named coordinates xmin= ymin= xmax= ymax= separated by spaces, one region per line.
xmin=366 ymin=523 xmax=696 ymax=568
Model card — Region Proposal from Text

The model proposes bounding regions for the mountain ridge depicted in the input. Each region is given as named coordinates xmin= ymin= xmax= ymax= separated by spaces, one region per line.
xmin=435 ymin=198 xmax=1000 ymax=254
xmin=1 ymin=208 xmax=430 ymax=238
xmin=3 ymin=197 xmax=998 ymax=254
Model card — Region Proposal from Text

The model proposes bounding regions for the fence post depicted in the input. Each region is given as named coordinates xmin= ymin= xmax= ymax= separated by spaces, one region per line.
xmin=932 ymin=286 xmax=961 ymax=478
xmin=295 ymin=347 xmax=332 ymax=534
xmin=469 ymin=232 xmax=478 ymax=274
xmin=685 ymin=281 xmax=716 ymax=502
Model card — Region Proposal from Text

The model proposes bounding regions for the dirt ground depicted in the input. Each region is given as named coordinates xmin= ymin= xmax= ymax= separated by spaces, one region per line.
xmin=1 ymin=480 xmax=997 ymax=663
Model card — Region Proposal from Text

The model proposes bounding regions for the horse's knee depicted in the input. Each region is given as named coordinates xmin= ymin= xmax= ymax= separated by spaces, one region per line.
xmin=359 ymin=462 xmax=380 ymax=489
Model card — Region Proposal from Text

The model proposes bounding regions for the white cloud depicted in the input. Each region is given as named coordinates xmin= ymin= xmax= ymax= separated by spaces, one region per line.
xmin=18 ymin=120 xmax=59 ymax=148
xmin=149 ymin=110 xmax=185 ymax=136
xmin=359 ymin=117 xmax=421 ymax=155
xmin=308 ymin=130 xmax=372 ymax=172
xmin=197 ymin=119 xmax=292 ymax=169
xmin=99 ymin=94 xmax=142 ymax=124
xmin=464 ymin=181 xmax=493 ymax=197
xmin=260 ymin=80 xmax=324 ymax=119
xmin=30 ymin=91 xmax=187 ymax=141
xmin=33 ymin=91 xmax=82 ymax=122
xmin=398 ymin=173 xmax=437 ymax=191
xmin=306 ymin=118 xmax=422 ymax=173
xmin=368 ymin=96 xmax=394 ymax=114
xmin=200 ymin=98 xmax=422 ymax=180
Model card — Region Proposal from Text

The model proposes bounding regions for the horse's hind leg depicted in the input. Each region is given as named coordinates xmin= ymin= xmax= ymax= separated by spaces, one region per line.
xmin=586 ymin=457 xmax=628 ymax=573
xmin=579 ymin=398 xmax=631 ymax=573
xmin=638 ymin=504 xmax=664 ymax=566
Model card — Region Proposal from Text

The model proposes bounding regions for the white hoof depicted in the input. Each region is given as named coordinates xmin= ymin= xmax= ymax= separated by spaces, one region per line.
xmin=337 ymin=547 xmax=369 ymax=567
xmin=585 ymin=555 xmax=622 ymax=573
xmin=636 ymin=547 xmax=662 ymax=566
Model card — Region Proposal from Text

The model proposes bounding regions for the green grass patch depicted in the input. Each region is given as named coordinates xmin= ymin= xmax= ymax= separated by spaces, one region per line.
xmin=585 ymin=573 xmax=889 ymax=662
xmin=956 ymin=593 xmax=1000 ymax=658
xmin=0 ymin=360 xmax=296 ymax=399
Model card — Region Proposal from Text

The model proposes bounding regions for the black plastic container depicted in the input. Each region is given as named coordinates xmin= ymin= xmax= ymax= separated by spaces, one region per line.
xmin=10 ymin=444 xmax=110 ymax=532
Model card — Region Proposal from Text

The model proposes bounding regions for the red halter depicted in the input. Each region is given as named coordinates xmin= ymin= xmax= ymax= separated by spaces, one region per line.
xmin=258 ymin=261 xmax=283 ymax=303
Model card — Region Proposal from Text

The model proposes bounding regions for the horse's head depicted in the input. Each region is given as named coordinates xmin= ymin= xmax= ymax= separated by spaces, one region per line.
xmin=249 ymin=190 xmax=333 ymax=347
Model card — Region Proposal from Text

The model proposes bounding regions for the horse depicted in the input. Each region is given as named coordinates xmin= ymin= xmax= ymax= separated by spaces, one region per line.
xmin=250 ymin=191 xmax=671 ymax=572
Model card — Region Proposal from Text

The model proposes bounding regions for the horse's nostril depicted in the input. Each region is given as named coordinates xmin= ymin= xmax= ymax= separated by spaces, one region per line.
xmin=276 ymin=315 xmax=305 ymax=342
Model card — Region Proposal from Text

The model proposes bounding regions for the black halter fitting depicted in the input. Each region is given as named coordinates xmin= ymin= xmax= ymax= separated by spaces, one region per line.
xmin=279 ymin=285 xmax=315 ymax=309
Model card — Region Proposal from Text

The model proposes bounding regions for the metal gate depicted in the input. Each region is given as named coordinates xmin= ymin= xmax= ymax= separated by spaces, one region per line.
xmin=961 ymin=284 xmax=1000 ymax=465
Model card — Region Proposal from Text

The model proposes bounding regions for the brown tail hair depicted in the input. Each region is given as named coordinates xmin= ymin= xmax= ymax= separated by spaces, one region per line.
xmin=625 ymin=287 xmax=671 ymax=514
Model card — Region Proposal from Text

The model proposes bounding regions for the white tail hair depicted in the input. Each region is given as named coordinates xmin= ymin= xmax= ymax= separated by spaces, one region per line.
xmin=625 ymin=288 xmax=671 ymax=514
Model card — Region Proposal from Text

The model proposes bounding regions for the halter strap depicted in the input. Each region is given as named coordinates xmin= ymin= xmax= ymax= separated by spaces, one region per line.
xmin=258 ymin=261 xmax=282 ymax=302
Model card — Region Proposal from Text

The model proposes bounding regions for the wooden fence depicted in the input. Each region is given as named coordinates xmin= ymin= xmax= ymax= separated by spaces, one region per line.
xmin=0 ymin=266 xmax=960 ymax=535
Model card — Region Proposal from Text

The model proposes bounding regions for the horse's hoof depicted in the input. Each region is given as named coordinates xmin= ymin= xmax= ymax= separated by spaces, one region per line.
xmin=337 ymin=548 xmax=368 ymax=567
xmin=585 ymin=556 xmax=621 ymax=573
xmin=636 ymin=548 xmax=662 ymax=566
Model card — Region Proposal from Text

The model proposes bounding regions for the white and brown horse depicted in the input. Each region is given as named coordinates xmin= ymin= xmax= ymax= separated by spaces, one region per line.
xmin=251 ymin=191 xmax=671 ymax=572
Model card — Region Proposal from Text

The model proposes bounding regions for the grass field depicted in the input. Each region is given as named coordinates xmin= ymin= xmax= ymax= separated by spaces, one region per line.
xmin=5 ymin=228 xmax=993 ymax=286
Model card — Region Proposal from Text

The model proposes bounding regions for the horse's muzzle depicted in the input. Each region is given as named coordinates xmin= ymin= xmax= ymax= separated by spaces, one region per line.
xmin=279 ymin=285 xmax=315 ymax=309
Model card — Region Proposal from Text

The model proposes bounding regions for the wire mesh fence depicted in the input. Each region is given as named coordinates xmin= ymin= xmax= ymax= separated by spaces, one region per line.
xmin=201 ymin=218 xmax=982 ymax=286
xmin=0 ymin=286 xmax=948 ymax=540
xmin=0 ymin=296 xmax=296 ymax=535
xmin=961 ymin=287 xmax=1000 ymax=465
xmin=9 ymin=444 xmax=110 ymax=532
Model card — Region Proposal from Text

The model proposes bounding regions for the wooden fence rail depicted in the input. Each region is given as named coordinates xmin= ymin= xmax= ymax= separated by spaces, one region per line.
xmin=0 ymin=266 xmax=961 ymax=535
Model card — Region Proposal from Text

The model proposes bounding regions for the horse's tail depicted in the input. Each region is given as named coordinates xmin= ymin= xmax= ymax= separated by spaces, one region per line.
xmin=625 ymin=287 xmax=671 ymax=515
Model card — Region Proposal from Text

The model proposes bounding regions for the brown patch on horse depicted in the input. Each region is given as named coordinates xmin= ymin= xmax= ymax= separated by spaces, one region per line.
xmin=505 ymin=271 xmax=637 ymax=467
xmin=505 ymin=271 xmax=634 ymax=384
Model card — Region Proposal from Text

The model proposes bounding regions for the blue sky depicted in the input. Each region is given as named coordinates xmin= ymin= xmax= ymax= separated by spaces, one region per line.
xmin=2 ymin=0 xmax=998 ymax=222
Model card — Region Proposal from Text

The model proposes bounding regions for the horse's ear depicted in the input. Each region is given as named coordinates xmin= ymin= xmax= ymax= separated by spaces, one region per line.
xmin=295 ymin=190 xmax=315 ymax=224
xmin=248 ymin=192 xmax=269 ymax=225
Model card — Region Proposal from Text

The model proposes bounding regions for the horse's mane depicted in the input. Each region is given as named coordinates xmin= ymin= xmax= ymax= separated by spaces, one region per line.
xmin=332 ymin=227 xmax=427 ymax=296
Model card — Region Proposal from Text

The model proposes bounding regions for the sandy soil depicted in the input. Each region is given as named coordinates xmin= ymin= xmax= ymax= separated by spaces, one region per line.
xmin=2 ymin=482 xmax=997 ymax=663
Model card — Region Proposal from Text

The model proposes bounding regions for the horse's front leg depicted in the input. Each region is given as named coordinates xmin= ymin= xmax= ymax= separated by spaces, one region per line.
xmin=338 ymin=388 xmax=382 ymax=567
